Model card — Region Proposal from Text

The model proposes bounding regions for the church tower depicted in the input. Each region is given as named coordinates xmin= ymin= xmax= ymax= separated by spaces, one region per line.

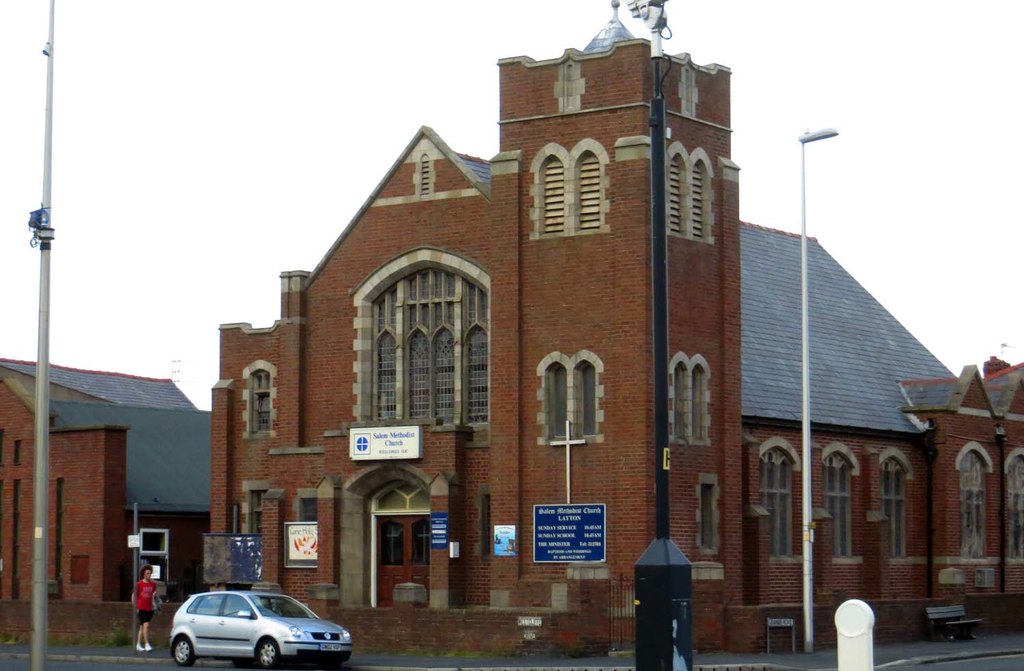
xmin=487 ymin=1 xmax=744 ymax=646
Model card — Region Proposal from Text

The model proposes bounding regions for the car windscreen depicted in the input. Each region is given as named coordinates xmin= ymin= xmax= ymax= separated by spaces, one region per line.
xmin=251 ymin=595 xmax=317 ymax=619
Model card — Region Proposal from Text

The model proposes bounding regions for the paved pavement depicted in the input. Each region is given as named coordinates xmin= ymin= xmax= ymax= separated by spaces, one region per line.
xmin=3 ymin=632 xmax=1024 ymax=671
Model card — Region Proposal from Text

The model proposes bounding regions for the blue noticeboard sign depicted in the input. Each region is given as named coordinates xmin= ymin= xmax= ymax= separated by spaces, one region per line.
xmin=533 ymin=504 xmax=606 ymax=563
xmin=430 ymin=512 xmax=449 ymax=550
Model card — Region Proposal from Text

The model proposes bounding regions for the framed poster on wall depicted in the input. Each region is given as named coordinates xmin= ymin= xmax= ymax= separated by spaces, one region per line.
xmin=285 ymin=522 xmax=318 ymax=568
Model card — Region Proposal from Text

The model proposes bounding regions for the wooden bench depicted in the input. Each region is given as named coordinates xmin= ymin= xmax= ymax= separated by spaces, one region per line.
xmin=925 ymin=604 xmax=981 ymax=641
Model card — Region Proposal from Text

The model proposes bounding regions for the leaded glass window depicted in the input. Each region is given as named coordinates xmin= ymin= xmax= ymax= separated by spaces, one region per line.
xmin=577 ymin=361 xmax=596 ymax=436
xmin=881 ymin=458 xmax=906 ymax=557
xmin=434 ymin=329 xmax=455 ymax=423
xmin=691 ymin=364 xmax=707 ymax=441
xmin=547 ymin=364 xmax=567 ymax=438
xmin=466 ymin=328 xmax=488 ymax=424
xmin=1009 ymin=456 xmax=1024 ymax=559
xmin=824 ymin=454 xmax=852 ymax=557
xmin=761 ymin=449 xmax=792 ymax=557
xmin=376 ymin=333 xmax=397 ymax=419
xmin=251 ymin=370 xmax=272 ymax=432
xmin=408 ymin=331 xmax=430 ymax=418
xmin=672 ymin=361 xmax=688 ymax=440
xmin=372 ymin=269 xmax=488 ymax=423
xmin=960 ymin=450 xmax=986 ymax=559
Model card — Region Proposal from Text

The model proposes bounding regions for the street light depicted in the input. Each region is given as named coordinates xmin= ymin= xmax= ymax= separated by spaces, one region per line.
xmin=28 ymin=2 xmax=58 ymax=671
xmin=627 ymin=3 xmax=692 ymax=671
xmin=798 ymin=127 xmax=837 ymax=654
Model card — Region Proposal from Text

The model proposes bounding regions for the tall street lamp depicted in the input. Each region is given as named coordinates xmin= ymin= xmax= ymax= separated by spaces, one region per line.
xmin=27 ymin=2 xmax=58 ymax=670
xmin=625 ymin=3 xmax=692 ymax=671
xmin=798 ymin=127 xmax=837 ymax=654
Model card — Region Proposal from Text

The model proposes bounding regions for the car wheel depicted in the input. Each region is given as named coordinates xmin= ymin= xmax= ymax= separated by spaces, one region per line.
xmin=255 ymin=637 xmax=281 ymax=669
xmin=172 ymin=635 xmax=196 ymax=667
xmin=232 ymin=658 xmax=255 ymax=668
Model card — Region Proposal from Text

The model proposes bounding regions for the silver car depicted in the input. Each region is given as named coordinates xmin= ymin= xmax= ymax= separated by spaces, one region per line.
xmin=169 ymin=590 xmax=353 ymax=668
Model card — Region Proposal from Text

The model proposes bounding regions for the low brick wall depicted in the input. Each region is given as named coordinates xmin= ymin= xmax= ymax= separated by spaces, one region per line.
xmin=0 ymin=600 xmax=175 ymax=647
xmin=4 ymin=592 xmax=1023 ymax=656
xmin=0 ymin=599 xmax=607 ymax=657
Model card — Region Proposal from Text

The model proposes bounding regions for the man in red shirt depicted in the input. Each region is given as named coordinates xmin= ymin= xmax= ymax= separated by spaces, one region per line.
xmin=132 ymin=564 xmax=158 ymax=652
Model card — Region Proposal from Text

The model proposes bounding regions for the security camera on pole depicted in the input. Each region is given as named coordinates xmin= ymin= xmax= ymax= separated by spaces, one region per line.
xmin=625 ymin=2 xmax=693 ymax=670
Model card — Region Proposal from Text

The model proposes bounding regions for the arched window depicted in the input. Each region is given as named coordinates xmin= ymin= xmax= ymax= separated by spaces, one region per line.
xmin=542 ymin=155 xmax=566 ymax=234
xmin=575 ymin=361 xmax=596 ymax=436
xmin=690 ymin=159 xmax=708 ymax=239
xmin=465 ymin=327 xmax=488 ymax=424
xmin=823 ymin=454 xmax=852 ymax=557
xmin=371 ymin=269 xmax=488 ymax=424
xmin=540 ymin=352 xmax=603 ymax=441
xmin=243 ymin=361 xmax=277 ymax=436
xmin=672 ymin=360 xmax=688 ymax=440
xmin=690 ymin=363 xmax=708 ymax=442
xmin=577 ymin=152 xmax=602 ymax=231
xmin=546 ymin=364 xmax=568 ymax=438
xmin=533 ymin=143 xmax=609 ymax=238
xmin=418 ymin=153 xmax=433 ymax=196
xmin=433 ymin=329 xmax=455 ymax=423
xmin=668 ymin=152 xmax=685 ymax=234
xmin=375 ymin=333 xmax=397 ymax=419
xmin=881 ymin=458 xmax=906 ymax=557
xmin=250 ymin=370 xmax=272 ymax=433
xmin=960 ymin=450 xmax=986 ymax=558
xmin=761 ymin=449 xmax=793 ymax=557
xmin=408 ymin=331 xmax=430 ymax=418
xmin=1009 ymin=456 xmax=1024 ymax=559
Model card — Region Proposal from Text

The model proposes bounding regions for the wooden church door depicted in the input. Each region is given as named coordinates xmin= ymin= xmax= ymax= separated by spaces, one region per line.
xmin=376 ymin=515 xmax=430 ymax=607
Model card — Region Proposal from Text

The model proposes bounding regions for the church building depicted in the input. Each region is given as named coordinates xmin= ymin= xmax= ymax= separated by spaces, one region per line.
xmin=210 ymin=7 xmax=1024 ymax=654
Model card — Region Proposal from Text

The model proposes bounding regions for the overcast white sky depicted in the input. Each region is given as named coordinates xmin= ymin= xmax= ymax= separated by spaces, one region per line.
xmin=2 ymin=1 xmax=1021 ymax=411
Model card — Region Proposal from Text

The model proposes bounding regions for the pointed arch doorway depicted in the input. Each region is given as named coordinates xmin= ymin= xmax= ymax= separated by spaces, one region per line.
xmin=373 ymin=484 xmax=430 ymax=607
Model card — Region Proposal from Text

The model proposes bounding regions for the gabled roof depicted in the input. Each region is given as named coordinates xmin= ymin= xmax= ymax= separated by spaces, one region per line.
xmin=51 ymin=400 xmax=210 ymax=514
xmin=901 ymin=366 xmax=994 ymax=414
xmin=740 ymin=224 xmax=953 ymax=433
xmin=0 ymin=358 xmax=195 ymax=410
xmin=307 ymin=126 xmax=491 ymax=286
xmin=993 ymin=372 xmax=1024 ymax=416
xmin=902 ymin=364 xmax=1024 ymax=418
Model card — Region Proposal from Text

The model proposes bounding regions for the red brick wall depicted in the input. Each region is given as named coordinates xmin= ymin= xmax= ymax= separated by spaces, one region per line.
xmin=0 ymin=385 xmax=208 ymax=604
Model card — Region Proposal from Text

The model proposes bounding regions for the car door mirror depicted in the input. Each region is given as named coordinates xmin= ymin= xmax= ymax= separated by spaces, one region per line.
xmin=237 ymin=609 xmax=252 ymax=618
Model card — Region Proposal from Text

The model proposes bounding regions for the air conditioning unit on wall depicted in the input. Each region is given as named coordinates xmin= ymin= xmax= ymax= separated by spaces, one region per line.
xmin=975 ymin=567 xmax=995 ymax=588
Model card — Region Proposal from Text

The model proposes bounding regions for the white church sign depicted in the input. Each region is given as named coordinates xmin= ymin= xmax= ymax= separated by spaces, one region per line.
xmin=349 ymin=426 xmax=423 ymax=460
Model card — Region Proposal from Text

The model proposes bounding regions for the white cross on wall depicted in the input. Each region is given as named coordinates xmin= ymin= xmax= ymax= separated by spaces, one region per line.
xmin=550 ymin=419 xmax=587 ymax=504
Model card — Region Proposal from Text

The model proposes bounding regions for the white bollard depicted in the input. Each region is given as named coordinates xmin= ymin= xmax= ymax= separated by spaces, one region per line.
xmin=835 ymin=599 xmax=875 ymax=671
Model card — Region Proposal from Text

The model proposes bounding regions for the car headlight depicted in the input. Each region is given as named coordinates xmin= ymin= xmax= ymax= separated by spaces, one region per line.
xmin=288 ymin=625 xmax=304 ymax=638
xmin=340 ymin=630 xmax=352 ymax=643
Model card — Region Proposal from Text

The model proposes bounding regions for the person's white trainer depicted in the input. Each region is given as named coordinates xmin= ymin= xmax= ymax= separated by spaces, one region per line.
xmin=136 ymin=644 xmax=145 ymax=652
xmin=144 ymin=643 xmax=153 ymax=652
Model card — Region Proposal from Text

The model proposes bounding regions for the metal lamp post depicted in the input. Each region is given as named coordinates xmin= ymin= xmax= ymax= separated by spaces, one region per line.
xmin=27 ymin=1 xmax=58 ymax=670
xmin=798 ymin=127 xmax=837 ymax=653
xmin=626 ymin=3 xmax=692 ymax=670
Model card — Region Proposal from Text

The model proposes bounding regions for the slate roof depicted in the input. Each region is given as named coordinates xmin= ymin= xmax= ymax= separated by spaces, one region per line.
xmin=51 ymin=400 xmax=210 ymax=514
xmin=899 ymin=379 xmax=958 ymax=409
xmin=740 ymin=224 xmax=953 ymax=433
xmin=0 ymin=358 xmax=195 ymax=410
xmin=457 ymin=153 xmax=491 ymax=186
xmin=983 ymin=361 xmax=1024 ymax=403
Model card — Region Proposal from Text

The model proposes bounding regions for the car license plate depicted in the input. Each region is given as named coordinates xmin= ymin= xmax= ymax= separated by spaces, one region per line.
xmin=320 ymin=643 xmax=343 ymax=651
